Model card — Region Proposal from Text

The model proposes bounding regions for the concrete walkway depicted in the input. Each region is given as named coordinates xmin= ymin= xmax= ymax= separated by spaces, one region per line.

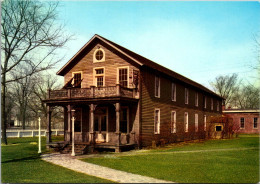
xmin=41 ymin=153 xmax=173 ymax=183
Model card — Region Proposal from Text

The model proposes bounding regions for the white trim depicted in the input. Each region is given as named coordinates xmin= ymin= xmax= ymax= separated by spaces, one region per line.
xmin=204 ymin=115 xmax=207 ymax=131
xmin=93 ymin=48 xmax=105 ymax=63
xmin=155 ymin=76 xmax=160 ymax=98
xmin=195 ymin=113 xmax=198 ymax=132
xmin=185 ymin=88 xmax=189 ymax=104
xmin=223 ymin=109 xmax=260 ymax=113
xmin=117 ymin=66 xmax=130 ymax=88
xmin=195 ymin=92 xmax=198 ymax=107
xmin=171 ymin=82 xmax=176 ymax=101
xmin=171 ymin=111 xmax=176 ymax=133
xmin=93 ymin=67 xmax=105 ymax=87
xmin=154 ymin=108 xmax=160 ymax=134
xmin=184 ymin=112 xmax=188 ymax=132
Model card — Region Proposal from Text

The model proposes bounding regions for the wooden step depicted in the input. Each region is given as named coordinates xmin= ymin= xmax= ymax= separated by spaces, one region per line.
xmin=60 ymin=144 xmax=90 ymax=155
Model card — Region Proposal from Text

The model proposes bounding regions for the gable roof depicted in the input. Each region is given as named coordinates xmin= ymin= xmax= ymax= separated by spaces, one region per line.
xmin=57 ymin=34 xmax=223 ymax=99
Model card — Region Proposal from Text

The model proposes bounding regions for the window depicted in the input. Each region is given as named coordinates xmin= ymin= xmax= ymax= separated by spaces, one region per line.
xmin=204 ymin=115 xmax=207 ymax=131
xmin=195 ymin=114 xmax=198 ymax=132
xmin=119 ymin=68 xmax=128 ymax=87
xmin=96 ymin=76 xmax=103 ymax=87
xmin=93 ymin=48 xmax=105 ymax=62
xmin=240 ymin=117 xmax=245 ymax=129
xmin=95 ymin=50 xmax=103 ymax=60
xmin=195 ymin=92 xmax=198 ymax=107
xmin=185 ymin=88 xmax=189 ymax=104
xmin=154 ymin=109 xmax=160 ymax=134
xmin=94 ymin=68 xmax=105 ymax=87
xmin=96 ymin=68 xmax=104 ymax=74
xmin=171 ymin=111 xmax=176 ymax=133
xmin=172 ymin=83 xmax=176 ymax=101
xmin=155 ymin=76 xmax=160 ymax=98
xmin=216 ymin=126 xmax=222 ymax=131
xmin=217 ymin=101 xmax=219 ymax=111
xmin=204 ymin=96 xmax=207 ymax=108
xmin=72 ymin=72 xmax=82 ymax=88
xmin=120 ymin=107 xmax=128 ymax=133
xmin=253 ymin=117 xmax=258 ymax=129
xmin=184 ymin=112 xmax=188 ymax=132
xmin=211 ymin=98 xmax=213 ymax=110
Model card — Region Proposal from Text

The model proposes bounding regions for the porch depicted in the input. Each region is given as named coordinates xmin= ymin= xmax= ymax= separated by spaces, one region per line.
xmin=48 ymin=140 xmax=137 ymax=154
xmin=44 ymin=85 xmax=140 ymax=153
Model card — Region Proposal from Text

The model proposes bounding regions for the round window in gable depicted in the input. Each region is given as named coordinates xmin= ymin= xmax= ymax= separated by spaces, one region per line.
xmin=95 ymin=50 xmax=104 ymax=61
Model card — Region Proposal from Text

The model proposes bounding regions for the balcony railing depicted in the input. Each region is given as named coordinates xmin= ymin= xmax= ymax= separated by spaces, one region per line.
xmin=48 ymin=85 xmax=138 ymax=100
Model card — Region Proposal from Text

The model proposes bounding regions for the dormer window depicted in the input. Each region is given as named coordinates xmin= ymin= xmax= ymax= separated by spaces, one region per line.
xmin=93 ymin=47 xmax=105 ymax=62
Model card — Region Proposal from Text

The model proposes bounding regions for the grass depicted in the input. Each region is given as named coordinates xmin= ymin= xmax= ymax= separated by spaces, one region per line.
xmin=82 ymin=134 xmax=260 ymax=183
xmin=1 ymin=136 xmax=113 ymax=183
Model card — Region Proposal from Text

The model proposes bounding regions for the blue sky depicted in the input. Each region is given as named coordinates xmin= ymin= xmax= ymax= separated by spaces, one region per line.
xmin=56 ymin=1 xmax=260 ymax=89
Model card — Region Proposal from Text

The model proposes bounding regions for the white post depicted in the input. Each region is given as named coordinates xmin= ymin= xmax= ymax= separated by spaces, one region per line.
xmin=38 ymin=117 xmax=41 ymax=154
xmin=71 ymin=109 xmax=75 ymax=156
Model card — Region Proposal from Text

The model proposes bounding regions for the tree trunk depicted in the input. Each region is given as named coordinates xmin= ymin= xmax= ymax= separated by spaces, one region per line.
xmin=1 ymin=76 xmax=8 ymax=145
xmin=22 ymin=109 xmax=26 ymax=130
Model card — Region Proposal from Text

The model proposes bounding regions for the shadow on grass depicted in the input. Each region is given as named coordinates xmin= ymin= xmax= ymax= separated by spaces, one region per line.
xmin=2 ymin=155 xmax=40 ymax=164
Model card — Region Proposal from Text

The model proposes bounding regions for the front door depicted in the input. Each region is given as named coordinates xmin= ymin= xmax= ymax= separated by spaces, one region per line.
xmin=94 ymin=107 xmax=108 ymax=142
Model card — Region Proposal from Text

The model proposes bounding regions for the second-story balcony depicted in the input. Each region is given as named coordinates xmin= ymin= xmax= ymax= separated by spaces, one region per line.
xmin=47 ymin=84 xmax=139 ymax=101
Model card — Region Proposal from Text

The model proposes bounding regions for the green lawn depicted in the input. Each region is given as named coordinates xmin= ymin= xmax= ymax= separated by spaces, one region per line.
xmin=82 ymin=134 xmax=260 ymax=183
xmin=1 ymin=136 xmax=112 ymax=183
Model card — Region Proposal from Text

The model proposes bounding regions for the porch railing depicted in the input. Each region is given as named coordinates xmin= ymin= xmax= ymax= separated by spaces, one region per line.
xmin=48 ymin=85 xmax=137 ymax=100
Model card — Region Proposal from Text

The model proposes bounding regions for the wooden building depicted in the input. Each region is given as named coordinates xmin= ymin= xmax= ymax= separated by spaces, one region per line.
xmin=43 ymin=34 xmax=223 ymax=153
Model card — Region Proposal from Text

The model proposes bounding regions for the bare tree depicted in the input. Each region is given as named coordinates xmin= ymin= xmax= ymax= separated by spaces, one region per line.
xmin=11 ymin=66 xmax=36 ymax=129
xmin=28 ymin=72 xmax=63 ymax=128
xmin=233 ymin=83 xmax=260 ymax=109
xmin=253 ymin=33 xmax=260 ymax=74
xmin=210 ymin=73 xmax=240 ymax=108
xmin=1 ymin=0 xmax=71 ymax=144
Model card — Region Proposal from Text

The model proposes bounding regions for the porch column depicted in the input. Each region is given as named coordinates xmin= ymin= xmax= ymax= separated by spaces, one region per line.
xmin=90 ymin=104 xmax=95 ymax=143
xmin=71 ymin=109 xmax=76 ymax=156
xmin=67 ymin=105 xmax=71 ymax=142
xmin=115 ymin=102 xmax=121 ymax=152
xmin=46 ymin=106 xmax=52 ymax=146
